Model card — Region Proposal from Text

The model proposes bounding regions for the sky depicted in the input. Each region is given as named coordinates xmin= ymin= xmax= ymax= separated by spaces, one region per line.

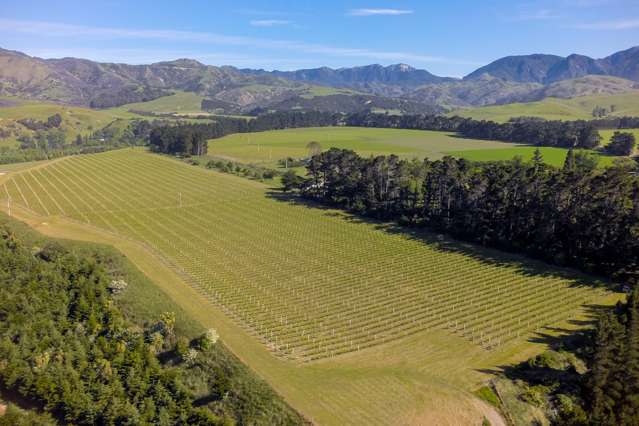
xmin=1 ymin=0 xmax=638 ymax=77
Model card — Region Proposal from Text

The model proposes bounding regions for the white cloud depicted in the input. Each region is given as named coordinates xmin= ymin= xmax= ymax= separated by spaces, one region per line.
xmin=348 ymin=9 xmax=413 ymax=16
xmin=0 ymin=19 xmax=478 ymax=66
xmin=250 ymin=19 xmax=292 ymax=27
xmin=507 ymin=9 xmax=560 ymax=21
xmin=573 ymin=18 xmax=639 ymax=29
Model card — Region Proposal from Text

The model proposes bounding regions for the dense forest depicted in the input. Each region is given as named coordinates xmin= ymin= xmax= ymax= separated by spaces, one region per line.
xmin=283 ymin=148 xmax=639 ymax=281
xmin=0 ymin=222 xmax=305 ymax=425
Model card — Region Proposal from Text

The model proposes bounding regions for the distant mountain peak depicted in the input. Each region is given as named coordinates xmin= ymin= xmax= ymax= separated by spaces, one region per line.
xmin=464 ymin=46 xmax=639 ymax=84
xmin=391 ymin=63 xmax=414 ymax=72
xmin=157 ymin=58 xmax=205 ymax=68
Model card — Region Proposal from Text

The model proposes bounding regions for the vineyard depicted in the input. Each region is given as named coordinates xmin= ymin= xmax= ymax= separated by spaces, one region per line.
xmin=1 ymin=149 xmax=611 ymax=362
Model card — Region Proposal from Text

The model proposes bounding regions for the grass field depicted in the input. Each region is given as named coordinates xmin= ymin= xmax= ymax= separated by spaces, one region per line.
xmin=107 ymin=91 xmax=206 ymax=114
xmin=208 ymin=127 xmax=520 ymax=166
xmin=449 ymin=146 xmax=620 ymax=167
xmin=207 ymin=126 xmax=621 ymax=168
xmin=451 ymin=93 xmax=639 ymax=122
xmin=600 ymin=128 xmax=639 ymax=145
xmin=0 ymin=149 xmax=620 ymax=424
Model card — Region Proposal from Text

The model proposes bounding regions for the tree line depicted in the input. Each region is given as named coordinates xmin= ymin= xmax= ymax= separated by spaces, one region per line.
xmin=343 ymin=113 xmax=602 ymax=149
xmin=148 ymin=110 xmax=639 ymax=157
xmin=149 ymin=111 xmax=339 ymax=155
xmin=284 ymin=148 xmax=639 ymax=281
xmin=583 ymin=287 xmax=639 ymax=425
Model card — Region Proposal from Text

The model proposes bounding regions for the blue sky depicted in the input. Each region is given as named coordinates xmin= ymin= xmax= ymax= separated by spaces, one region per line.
xmin=1 ymin=0 xmax=638 ymax=77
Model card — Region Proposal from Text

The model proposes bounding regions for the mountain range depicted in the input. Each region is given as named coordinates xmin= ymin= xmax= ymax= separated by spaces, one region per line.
xmin=0 ymin=45 xmax=638 ymax=113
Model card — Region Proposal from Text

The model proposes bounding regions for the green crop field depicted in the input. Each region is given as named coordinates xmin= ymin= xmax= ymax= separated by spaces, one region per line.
xmin=0 ymin=149 xmax=620 ymax=424
xmin=451 ymin=93 xmax=639 ymax=122
xmin=449 ymin=146 xmax=620 ymax=167
xmin=207 ymin=126 xmax=621 ymax=168
xmin=207 ymin=127 xmax=520 ymax=166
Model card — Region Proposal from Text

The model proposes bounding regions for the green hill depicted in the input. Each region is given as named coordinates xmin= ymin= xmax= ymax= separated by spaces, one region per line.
xmin=451 ymin=92 xmax=639 ymax=122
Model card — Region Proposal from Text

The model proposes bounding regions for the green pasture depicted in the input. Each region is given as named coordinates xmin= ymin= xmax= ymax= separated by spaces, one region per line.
xmin=207 ymin=127 xmax=519 ymax=166
xmin=449 ymin=146 xmax=620 ymax=167
xmin=107 ymin=91 xmax=205 ymax=114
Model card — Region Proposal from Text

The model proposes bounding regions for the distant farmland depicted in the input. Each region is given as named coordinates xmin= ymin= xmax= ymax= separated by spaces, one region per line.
xmin=207 ymin=126 xmax=620 ymax=168
xmin=1 ymin=149 xmax=613 ymax=362
xmin=450 ymin=92 xmax=639 ymax=122
xmin=207 ymin=127 xmax=519 ymax=166
xmin=449 ymin=146 xmax=619 ymax=167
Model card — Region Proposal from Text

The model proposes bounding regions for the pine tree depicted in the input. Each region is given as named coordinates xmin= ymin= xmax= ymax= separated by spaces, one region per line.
xmin=619 ymin=288 xmax=639 ymax=425
xmin=563 ymin=148 xmax=576 ymax=172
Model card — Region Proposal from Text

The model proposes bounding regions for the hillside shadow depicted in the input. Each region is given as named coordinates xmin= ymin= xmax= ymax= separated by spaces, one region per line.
xmin=475 ymin=305 xmax=610 ymax=386
xmin=265 ymin=191 xmax=618 ymax=292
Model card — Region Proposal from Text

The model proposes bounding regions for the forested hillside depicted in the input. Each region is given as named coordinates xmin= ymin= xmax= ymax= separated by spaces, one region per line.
xmin=0 ymin=218 xmax=305 ymax=425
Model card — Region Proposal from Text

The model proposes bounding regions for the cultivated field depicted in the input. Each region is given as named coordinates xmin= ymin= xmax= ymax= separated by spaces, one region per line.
xmin=207 ymin=127 xmax=519 ymax=166
xmin=451 ymin=92 xmax=639 ymax=122
xmin=0 ymin=149 xmax=620 ymax=424
xmin=1 ymin=149 xmax=612 ymax=360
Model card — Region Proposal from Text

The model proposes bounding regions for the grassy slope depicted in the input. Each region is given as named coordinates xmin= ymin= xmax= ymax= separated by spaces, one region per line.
xmin=299 ymin=85 xmax=361 ymax=99
xmin=207 ymin=127 xmax=520 ymax=166
xmin=451 ymin=93 xmax=639 ymax=122
xmin=0 ymin=97 xmax=138 ymax=147
xmin=0 ymin=151 xmax=621 ymax=425
xmin=107 ymin=91 xmax=205 ymax=114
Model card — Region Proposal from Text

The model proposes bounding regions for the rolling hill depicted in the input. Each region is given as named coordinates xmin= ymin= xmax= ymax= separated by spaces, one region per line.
xmin=450 ymin=92 xmax=639 ymax=122
xmin=1 ymin=45 xmax=639 ymax=113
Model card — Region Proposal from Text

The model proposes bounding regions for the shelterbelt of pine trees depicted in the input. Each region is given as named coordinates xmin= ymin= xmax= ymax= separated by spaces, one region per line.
xmin=585 ymin=287 xmax=639 ymax=425
xmin=292 ymin=148 xmax=639 ymax=281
